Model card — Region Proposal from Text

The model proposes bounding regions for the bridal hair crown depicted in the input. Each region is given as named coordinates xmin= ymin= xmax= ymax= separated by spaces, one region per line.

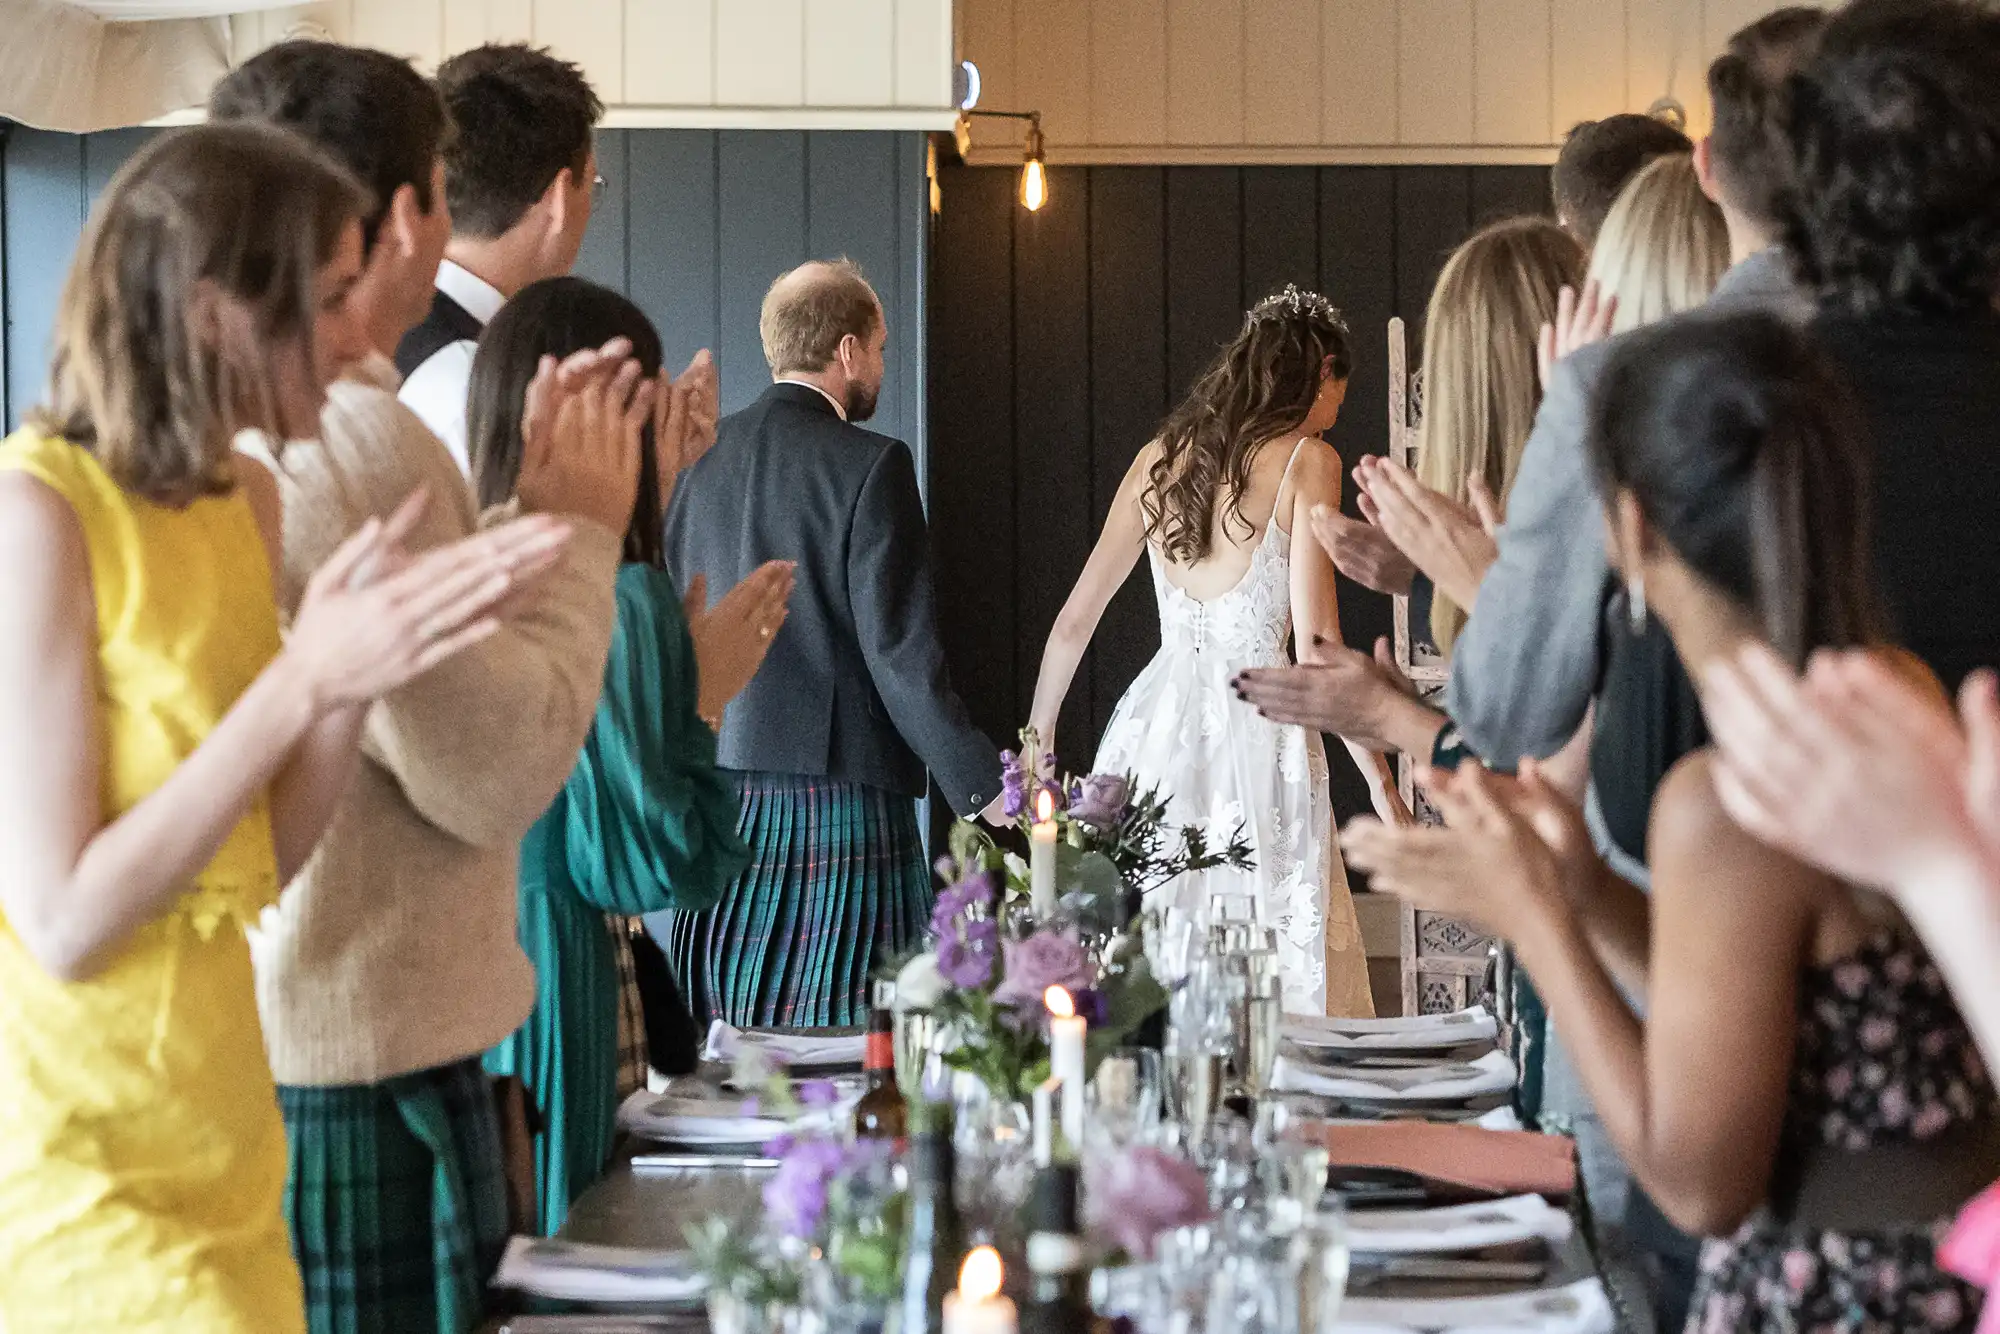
xmin=1247 ymin=284 xmax=1348 ymax=333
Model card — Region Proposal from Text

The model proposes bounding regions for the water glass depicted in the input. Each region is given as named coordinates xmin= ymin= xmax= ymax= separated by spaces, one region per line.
xmin=1205 ymin=1231 xmax=1299 ymax=1334
xmin=1290 ymin=1202 xmax=1351 ymax=1334
xmin=1088 ymin=1046 xmax=1164 ymax=1147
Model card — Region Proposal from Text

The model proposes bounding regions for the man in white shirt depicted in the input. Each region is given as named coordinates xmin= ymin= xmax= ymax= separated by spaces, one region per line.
xmin=395 ymin=43 xmax=603 ymax=474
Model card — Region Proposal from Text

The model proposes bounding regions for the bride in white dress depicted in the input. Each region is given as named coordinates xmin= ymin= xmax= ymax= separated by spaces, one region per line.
xmin=1026 ymin=286 xmax=1381 ymax=1017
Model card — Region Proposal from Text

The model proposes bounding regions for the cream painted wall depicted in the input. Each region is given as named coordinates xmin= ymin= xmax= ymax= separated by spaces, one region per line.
xmin=957 ymin=0 xmax=1801 ymax=163
xmin=223 ymin=0 xmax=958 ymax=128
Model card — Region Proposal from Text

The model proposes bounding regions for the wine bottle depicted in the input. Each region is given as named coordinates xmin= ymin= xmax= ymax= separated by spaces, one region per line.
xmin=899 ymin=1130 xmax=965 ymax=1334
xmin=853 ymin=994 xmax=908 ymax=1148
xmin=1021 ymin=1164 xmax=1091 ymax=1334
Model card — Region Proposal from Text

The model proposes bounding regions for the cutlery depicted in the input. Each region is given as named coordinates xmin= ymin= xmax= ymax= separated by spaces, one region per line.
xmin=630 ymin=1154 xmax=780 ymax=1171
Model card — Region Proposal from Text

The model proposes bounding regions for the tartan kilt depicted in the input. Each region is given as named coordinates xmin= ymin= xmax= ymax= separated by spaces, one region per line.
xmin=659 ymin=772 xmax=932 ymax=1030
xmin=279 ymin=1058 xmax=510 ymax=1334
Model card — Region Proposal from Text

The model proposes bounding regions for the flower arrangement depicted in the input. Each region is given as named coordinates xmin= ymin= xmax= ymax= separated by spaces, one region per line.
xmin=1083 ymin=1144 xmax=1214 ymax=1261
xmin=687 ymin=1065 xmax=904 ymax=1319
xmin=891 ymin=729 xmax=1252 ymax=1103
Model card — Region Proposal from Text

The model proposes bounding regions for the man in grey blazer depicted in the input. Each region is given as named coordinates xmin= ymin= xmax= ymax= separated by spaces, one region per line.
xmin=654 ymin=259 xmax=997 ymax=1030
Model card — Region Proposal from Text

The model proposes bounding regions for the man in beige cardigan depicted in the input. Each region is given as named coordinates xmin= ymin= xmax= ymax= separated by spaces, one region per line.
xmin=212 ymin=43 xmax=631 ymax=1334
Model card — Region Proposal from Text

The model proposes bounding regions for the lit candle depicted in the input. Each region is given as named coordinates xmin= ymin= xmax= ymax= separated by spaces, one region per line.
xmin=1030 ymin=790 xmax=1058 ymax=917
xmin=1045 ymin=986 xmax=1087 ymax=1148
xmin=942 ymin=1245 xmax=1017 ymax=1334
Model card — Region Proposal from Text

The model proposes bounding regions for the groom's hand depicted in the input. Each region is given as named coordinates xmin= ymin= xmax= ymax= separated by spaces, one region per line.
xmin=1232 ymin=644 xmax=1448 ymax=758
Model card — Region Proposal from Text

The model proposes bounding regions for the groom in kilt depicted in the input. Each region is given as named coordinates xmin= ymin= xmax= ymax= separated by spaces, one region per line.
xmin=656 ymin=260 xmax=998 ymax=1029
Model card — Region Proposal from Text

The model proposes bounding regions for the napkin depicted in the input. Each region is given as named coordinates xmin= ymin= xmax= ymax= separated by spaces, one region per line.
xmin=1273 ymin=1048 xmax=1514 ymax=1101
xmin=615 ymin=1091 xmax=792 ymax=1145
xmin=703 ymin=1020 xmax=867 ymax=1068
xmin=1345 ymin=1194 xmax=1574 ymax=1254
xmin=1284 ymin=1006 xmax=1498 ymax=1051
xmin=1337 ymin=1276 xmax=1614 ymax=1334
xmin=1315 ymin=1123 xmax=1577 ymax=1198
xmin=490 ymin=1235 xmax=707 ymax=1304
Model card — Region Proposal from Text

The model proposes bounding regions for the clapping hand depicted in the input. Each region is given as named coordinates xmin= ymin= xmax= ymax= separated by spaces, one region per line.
xmin=686 ymin=560 xmax=796 ymax=724
xmin=1703 ymin=645 xmax=2000 ymax=895
xmin=1310 ymin=503 xmax=1416 ymax=595
xmin=516 ymin=338 xmax=654 ymax=533
xmin=286 ymin=491 xmax=572 ymax=709
xmin=1536 ymin=280 xmax=1618 ymax=390
xmin=1353 ymin=456 xmax=1498 ymax=612
xmin=1232 ymin=636 xmax=1446 ymax=757
xmin=654 ymin=349 xmax=721 ymax=509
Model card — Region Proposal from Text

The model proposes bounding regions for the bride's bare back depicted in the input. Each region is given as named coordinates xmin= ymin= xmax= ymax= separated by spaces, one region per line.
xmin=1147 ymin=433 xmax=1313 ymax=602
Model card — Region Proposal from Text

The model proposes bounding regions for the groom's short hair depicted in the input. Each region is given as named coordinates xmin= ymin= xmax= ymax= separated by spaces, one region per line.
xmin=761 ymin=259 xmax=881 ymax=375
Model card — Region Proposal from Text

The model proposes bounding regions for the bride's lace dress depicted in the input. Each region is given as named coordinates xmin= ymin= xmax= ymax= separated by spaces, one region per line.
xmin=1093 ymin=447 xmax=1374 ymax=1017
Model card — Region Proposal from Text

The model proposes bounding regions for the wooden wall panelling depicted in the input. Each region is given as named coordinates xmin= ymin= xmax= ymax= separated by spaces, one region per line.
xmin=807 ymin=0 xmax=898 ymax=108
xmin=627 ymin=0 xmax=715 ymax=106
xmin=1705 ymin=0 xmax=1787 ymax=67
xmin=807 ymin=132 xmax=909 ymax=444
xmin=626 ymin=130 xmax=720 ymax=380
xmin=1244 ymin=0 xmax=1322 ymax=147
xmin=1550 ymin=0 xmax=1627 ymax=132
xmin=1083 ymin=166 xmax=1167 ymax=741
xmin=716 ymin=132 xmax=806 ymax=406
xmin=1321 ymin=0 xmax=1399 ymax=147
xmin=928 ymin=163 xmax=1020 ymax=752
xmin=1626 ymin=0 xmax=1709 ymax=134
xmin=1088 ymin=0 xmax=1168 ymax=149
xmin=1009 ymin=169 xmax=1094 ymax=733
xmin=1471 ymin=164 xmax=1554 ymax=227
xmin=572 ymin=129 xmax=631 ymax=297
xmin=1015 ymin=0 xmax=1092 ymax=151
xmin=1242 ymin=169 xmax=1319 ymax=308
xmin=896 ymin=0 xmax=956 ymax=108
xmin=1162 ymin=169 xmax=1242 ymax=402
xmin=483 ymin=0 xmax=534 ymax=45
xmin=1393 ymin=167 xmax=1472 ymax=346
xmin=715 ymin=0 xmax=806 ymax=106
xmin=2 ymin=133 xmax=85 ymax=430
xmin=1165 ymin=0 xmax=1244 ymax=147
xmin=537 ymin=0 xmax=623 ymax=103
xmin=1395 ymin=0 xmax=1475 ymax=146
xmin=1316 ymin=165 xmax=1397 ymax=817
xmin=349 ymin=0 xmax=444 ymax=71
xmin=1473 ymin=0 xmax=1552 ymax=145
xmin=961 ymin=0 xmax=1017 ymax=152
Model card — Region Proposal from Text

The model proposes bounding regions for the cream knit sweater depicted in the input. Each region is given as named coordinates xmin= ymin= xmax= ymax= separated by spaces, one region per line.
xmin=241 ymin=357 xmax=620 ymax=1087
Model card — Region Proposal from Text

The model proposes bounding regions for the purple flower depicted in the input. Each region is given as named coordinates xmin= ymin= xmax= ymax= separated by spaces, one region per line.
xmin=938 ymin=917 xmax=1001 ymax=989
xmin=1084 ymin=1147 xmax=1212 ymax=1259
xmin=1001 ymin=751 xmax=1029 ymax=819
xmin=763 ymin=1135 xmax=847 ymax=1239
xmin=797 ymin=1079 xmax=841 ymax=1109
xmin=992 ymin=930 xmax=1096 ymax=1008
xmin=1071 ymin=986 xmax=1111 ymax=1028
xmin=960 ymin=871 xmax=998 ymax=908
xmin=1071 ymin=774 xmax=1131 ymax=830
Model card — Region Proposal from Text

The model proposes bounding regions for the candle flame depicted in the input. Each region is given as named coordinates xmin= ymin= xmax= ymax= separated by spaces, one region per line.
xmin=960 ymin=1244 xmax=1003 ymax=1301
xmin=1044 ymin=985 xmax=1075 ymax=1019
xmin=1035 ymin=789 xmax=1054 ymax=823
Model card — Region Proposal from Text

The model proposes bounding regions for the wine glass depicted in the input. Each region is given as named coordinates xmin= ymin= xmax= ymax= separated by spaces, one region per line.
xmin=1088 ymin=1046 xmax=1164 ymax=1149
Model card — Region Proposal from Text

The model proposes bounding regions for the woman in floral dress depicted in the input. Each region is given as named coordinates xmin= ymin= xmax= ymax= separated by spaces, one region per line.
xmin=1344 ymin=313 xmax=1994 ymax=1332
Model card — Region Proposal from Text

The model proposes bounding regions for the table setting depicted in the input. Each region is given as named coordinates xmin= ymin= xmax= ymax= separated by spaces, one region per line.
xmin=484 ymin=731 xmax=1625 ymax=1334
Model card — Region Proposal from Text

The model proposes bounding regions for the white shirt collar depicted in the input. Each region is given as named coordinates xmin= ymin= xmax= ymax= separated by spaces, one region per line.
xmin=434 ymin=259 xmax=506 ymax=326
xmin=774 ymin=378 xmax=848 ymax=422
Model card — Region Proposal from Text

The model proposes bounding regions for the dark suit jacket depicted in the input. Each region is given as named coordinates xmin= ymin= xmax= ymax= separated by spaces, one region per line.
xmin=664 ymin=383 xmax=997 ymax=815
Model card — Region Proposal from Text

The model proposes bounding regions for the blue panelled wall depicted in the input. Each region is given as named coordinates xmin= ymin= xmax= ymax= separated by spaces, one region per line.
xmin=0 ymin=126 xmax=931 ymax=483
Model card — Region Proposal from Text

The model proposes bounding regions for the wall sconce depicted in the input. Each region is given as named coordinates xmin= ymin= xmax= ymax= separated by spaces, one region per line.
xmin=1647 ymin=96 xmax=1688 ymax=132
xmin=953 ymin=108 xmax=1050 ymax=212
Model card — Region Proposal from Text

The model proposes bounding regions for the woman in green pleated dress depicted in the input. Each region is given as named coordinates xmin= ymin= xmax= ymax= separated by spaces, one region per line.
xmin=469 ymin=277 xmax=796 ymax=1234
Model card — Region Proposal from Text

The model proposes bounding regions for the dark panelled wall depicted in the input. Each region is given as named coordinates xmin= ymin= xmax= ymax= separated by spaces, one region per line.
xmin=928 ymin=160 xmax=1550 ymax=821
xmin=2 ymin=128 xmax=931 ymax=474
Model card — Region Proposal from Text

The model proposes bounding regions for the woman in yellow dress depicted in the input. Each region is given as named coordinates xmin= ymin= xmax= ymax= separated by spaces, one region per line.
xmin=0 ymin=125 xmax=575 ymax=1332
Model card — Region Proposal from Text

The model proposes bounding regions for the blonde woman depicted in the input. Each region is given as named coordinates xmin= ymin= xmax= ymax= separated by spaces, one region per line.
xmin=1411 ymin=216 xmax=1586 ymax=654
xmin=1586 ymin=152 xmax=1730 ymax=335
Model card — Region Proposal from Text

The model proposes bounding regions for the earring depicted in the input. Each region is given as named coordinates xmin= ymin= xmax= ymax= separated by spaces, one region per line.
xmin=1627 ymin=574 xmax=1647 ymax=633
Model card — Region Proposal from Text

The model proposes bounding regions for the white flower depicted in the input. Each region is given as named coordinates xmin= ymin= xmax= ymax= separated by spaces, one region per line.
xmin=894 ymin=952 xmax=946 ymax=1011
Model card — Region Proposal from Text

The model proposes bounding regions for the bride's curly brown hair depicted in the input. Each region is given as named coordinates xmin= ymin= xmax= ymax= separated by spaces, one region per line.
xmin=1142 ymin=286 xmax=1352 ymax=564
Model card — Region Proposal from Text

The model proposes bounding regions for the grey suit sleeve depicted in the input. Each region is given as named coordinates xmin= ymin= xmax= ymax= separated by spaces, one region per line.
xmin=848 ymin=442 xmax=999 ymax=817
xmin=1444 ymin=346 xmax=1610 ymax=768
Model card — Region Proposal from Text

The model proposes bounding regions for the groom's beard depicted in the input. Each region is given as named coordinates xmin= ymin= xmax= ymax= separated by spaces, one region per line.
xmin=845 ymin=380 xmax=880 ymax=423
